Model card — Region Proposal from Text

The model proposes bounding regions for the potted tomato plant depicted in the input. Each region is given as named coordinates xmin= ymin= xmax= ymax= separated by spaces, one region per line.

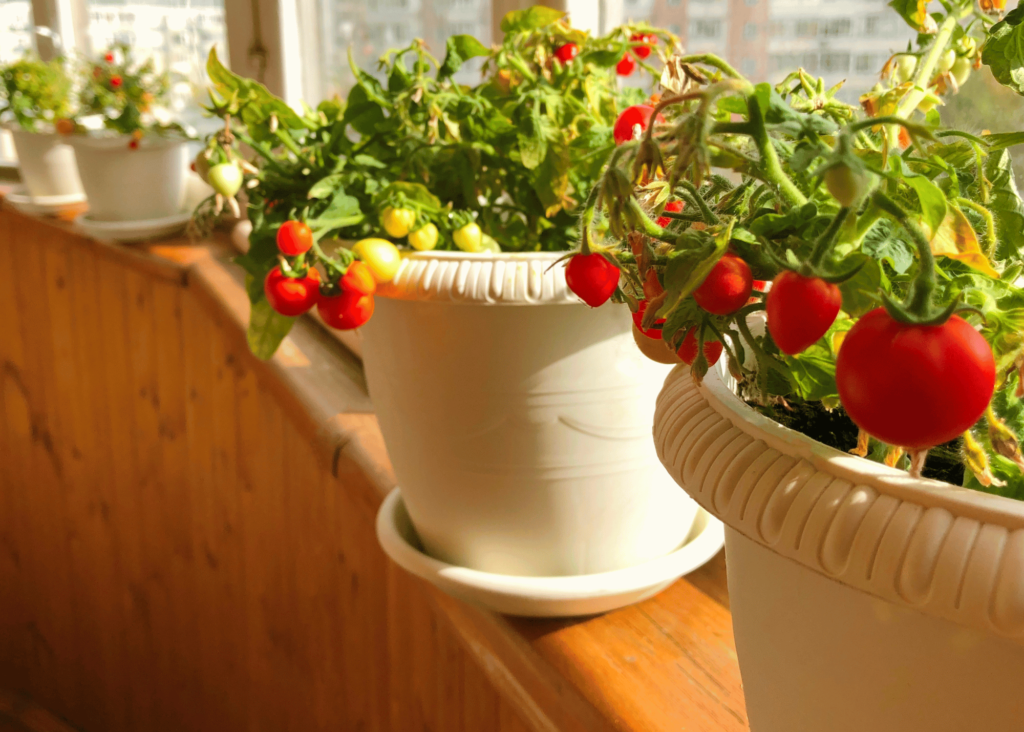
xmin=193 ymin=10 xmax=723 ymax=611
xmin=578 ymin=0 xmax=1024 ymax=726
xmin=67 ymin=43 xmax=192 ymax=223
xmin=0 ymin=54 xmax=84 ymax=202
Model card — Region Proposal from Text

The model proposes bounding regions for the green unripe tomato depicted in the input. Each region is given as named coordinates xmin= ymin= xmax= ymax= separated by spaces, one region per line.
xmin=382 ymin=207 xmax=416 ymax=238
xmin=825 ymin=164 xmax=870 ymax=208
xmin=408 ymin=223 xmax=439 ymax=251
xmin=453 ymin=222 xmax=483 ymax=253
xmin=892 ymin=54 xmax=917 ymax=84
xmin=958 ymin=36 xmax=978 ymax=58
xmin=952 ymin=56 xmax=972 ymax=87
xmin=208 ymin=162 xmax=244 ymax=197
xmin=479 ymin=234 xmax=501 ymax=253
xmin=193 ymin=153 xmax=211 ymax=183
xmin=937 ymin=49 xmax=956 ymax=75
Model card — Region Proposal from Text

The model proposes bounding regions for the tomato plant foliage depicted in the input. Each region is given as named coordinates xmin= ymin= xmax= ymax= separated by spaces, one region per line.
xmin=578 ymin=0 xmax=1024 ymax=494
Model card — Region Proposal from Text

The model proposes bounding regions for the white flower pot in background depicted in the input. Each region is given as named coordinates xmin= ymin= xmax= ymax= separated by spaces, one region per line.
xmin=654 ymin=364 xmax=1024 ymax=732
xmin=363 ymin=251 xmax=699 ymax=577
xmin=7 ymin=126 xmax=84 ymax=199
xmin=68 ymin=135 xmax=188 ymax=221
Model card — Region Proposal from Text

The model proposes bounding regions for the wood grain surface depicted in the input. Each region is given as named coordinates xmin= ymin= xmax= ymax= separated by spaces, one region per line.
xmin=0 ymin=204 xmax=747 ymax=731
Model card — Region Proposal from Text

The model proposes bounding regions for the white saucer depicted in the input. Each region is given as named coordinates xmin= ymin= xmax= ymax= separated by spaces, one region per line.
xmin=5 ymin=185 xmax=87 ymax=216
xmin=376 ymin=487 xmax=725 ymax=617
xmin=73 ymin=210 xmax=191 ymax=243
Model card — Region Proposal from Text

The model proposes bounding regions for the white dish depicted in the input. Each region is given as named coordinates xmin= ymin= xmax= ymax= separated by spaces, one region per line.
xmin=375 ymin=486 xmax=724 ymax=617
xmin=73 ymin=210 xmax=191 ymax=243
xmin=5 ymin=185 xmax=87 ymax=217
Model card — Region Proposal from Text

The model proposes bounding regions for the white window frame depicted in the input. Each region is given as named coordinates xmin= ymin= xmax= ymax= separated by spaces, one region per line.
xmin=21 ymin=0 xmax=613 ymax=103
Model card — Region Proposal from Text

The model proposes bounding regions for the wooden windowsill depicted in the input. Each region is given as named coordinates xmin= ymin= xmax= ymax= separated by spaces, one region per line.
xmin=0 ymin=197 xmax=747 ymax=731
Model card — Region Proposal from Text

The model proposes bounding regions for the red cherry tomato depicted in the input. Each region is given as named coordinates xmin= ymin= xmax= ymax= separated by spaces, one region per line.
xmin=765 ymin=271 xmax=842 ymax=355
xmin=617 ymin=53 xmax=637 ymax=76
xmin=613 ymin=104 xmax=666 ymax=146
xmin=110 ymin=75 xmax=122 ymax=88
xmin=104 ymin=52 xmax=114 ymax=63
xmin=264 ymin=266 xmax=321 ymax=317
xmin=276 ymin=220 xmax=313 ymax=256
xmin=554 ymin=43 xmax=578 ymax=64
xmin=340 ymin=260 xmax=377 ymax=297
xmin=632 ymin=300 xmax=666 ymax=339
xmin=317 ymin=291 xmax=375 ymax=330
xmin=631 ymin=33 xmax=655 ymax=59
xmin=656 ymin=200 xmax=684 ymax=228
xmin=565 ymin=252 xmax=620 ymax=307
xmin=677 ymin=328 xmax=724 ymax=366
xmin=693 ymin=254 xmax=753 ymax=315
xmin=749 ymin=279 xmax=768 ymax=304
xmin=835 ymin=309 xmax=995 ymax=450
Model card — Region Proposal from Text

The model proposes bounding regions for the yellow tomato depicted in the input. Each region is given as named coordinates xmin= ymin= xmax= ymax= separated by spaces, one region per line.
xmin=353 ymin=238 xmax=402 ymax=283
xmin=452 ymin=223 xmax=483 ymax=253
xmin=381 ymin=207 xmax=416 ymax=238
xmin=408 ymin=223 xmax=439 ymax=251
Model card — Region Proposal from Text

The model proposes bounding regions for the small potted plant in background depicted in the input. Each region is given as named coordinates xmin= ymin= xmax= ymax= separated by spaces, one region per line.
xmin=193 ymin=8 xmax=727 ymax=617
xmin=68 ymin=43 xmax=192 ymax=228
xmin=0 ymin=53 xmax=84 ymax=208
xmin=574 ymin=0 xmax=1024 ymax=725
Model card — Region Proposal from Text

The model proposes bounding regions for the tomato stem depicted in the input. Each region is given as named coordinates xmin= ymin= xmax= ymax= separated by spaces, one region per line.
xmin=677 ymin=54 xmax=743 ymax=80
xmin=676 ymin=181 xmax=720 ymax=224
xmin=746 ymin=95 xmax=808 ymax=208
xmin=807 ymin=207 xmax=851 ymax=269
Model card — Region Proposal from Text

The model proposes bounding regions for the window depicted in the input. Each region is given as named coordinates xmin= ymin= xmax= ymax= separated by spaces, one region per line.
xmin=855 ymin=54 xmax=875 ymax=72
xmin=822 ymin=18 xmax=850 ymax=37
xmin=318 ymin=0 xmax=491 ymax=100
xmin=821 ymin=51 xmax=849 ymax=73
xmin=796 ymin=20 xmax=818 ymax=38
xmin=690 ymin=19 xmax=721 ymax=39
xmin=741 ymin=57 xmax=756 ymax=77
xmin=0 ymin=0 xmax=33 ymax=62
xmin=743 ymin=22 xmax=757 ymax=40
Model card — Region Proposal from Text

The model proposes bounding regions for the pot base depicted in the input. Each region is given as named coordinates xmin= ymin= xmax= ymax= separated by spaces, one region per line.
xmin=74 ymin=210 xmax=191 ymax=243
xmin=6 ymin=185 xmax=87 ymax=219
xmin=376 ymin=487 xmax=724 ymax=617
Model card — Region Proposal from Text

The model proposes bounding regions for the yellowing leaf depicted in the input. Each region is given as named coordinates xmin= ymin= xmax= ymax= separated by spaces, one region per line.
xmin=928 ymin=206 xmax=1000 ymax=278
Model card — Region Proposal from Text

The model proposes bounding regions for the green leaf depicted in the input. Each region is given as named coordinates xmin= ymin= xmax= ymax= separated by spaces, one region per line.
xmin=837 ymin=255 xmax=881 ymax=317
xmin=500 ymin=6 xmax=565 ymax=34
xmin=533 ymin=141 xmax=571 ymax=217
xmin=439 ymin=35 xmax=490 ymax=79
xmin=985 ymin=132 xmax=1024 ymax=152
xmin=863 ymin=218 xmax=914 ymax=274
xmin=518 ymin=107 xmax=548 ymax=170
xmin=905 ymin=175 xmax=947 ymax=234
xmin=308 ymin=174 xmax=344 ymax=199
xmin=748 ymin=202 xmax=817 ymax=238
xmin=984 ymin=148 xmax=1024 ymax=266
xmin=888 ymin=0 xmax=930 ymax=32
xmin=247 ymin=300 xmax=295 ymax=360
xmin=321 ymin=186 xmax=363 ymax=219
xmin=982 ymin=5 xmax=1024 ymax=96
xmin=786 ymin=343 xmax=839 ymax=401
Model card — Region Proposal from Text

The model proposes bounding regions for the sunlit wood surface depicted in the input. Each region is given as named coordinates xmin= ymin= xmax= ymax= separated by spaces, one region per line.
xmin=0 ymin=203 xmax=747 ymax=731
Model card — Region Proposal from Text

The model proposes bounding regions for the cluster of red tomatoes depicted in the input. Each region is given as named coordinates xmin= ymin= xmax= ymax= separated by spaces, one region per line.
xmin=564 ymin=101 xmax=1000 ymax=454
xmin=552 ymin=33 xmax=656 ymax=78
xmin=264 ymin=221 xmax=400 ymax=331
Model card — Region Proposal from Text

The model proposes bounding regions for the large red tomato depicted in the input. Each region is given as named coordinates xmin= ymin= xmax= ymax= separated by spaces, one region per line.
xmin=566 ymin=252 xmax=620 ymax=307
xmin=766 ymin=271 xmax=842 ymax=355
xmin=693 ymin=254 xmax=753 ymax=315
xmin=613 ymin=104 xmax=665 ymax=145
xmin=835 ymin=308 xmax=995 ymax=450
xmin=264 ymin=266 xmax=320 ymax=317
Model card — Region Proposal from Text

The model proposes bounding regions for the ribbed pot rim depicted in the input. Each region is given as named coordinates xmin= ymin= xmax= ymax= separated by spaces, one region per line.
xmin=377 ymin=248 xmax=585 ymax=306
xmin=698 ymin=365 xmax=1024 ymax=527
xmin=653 ymin=363 xmax=1024 ymax=644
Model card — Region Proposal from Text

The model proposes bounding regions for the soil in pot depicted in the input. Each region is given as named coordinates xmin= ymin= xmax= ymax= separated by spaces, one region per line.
xmin=745 ymin=396 xmax=965 ymax=485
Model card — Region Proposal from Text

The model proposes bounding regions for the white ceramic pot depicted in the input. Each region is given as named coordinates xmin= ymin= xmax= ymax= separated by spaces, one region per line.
xmin=653 ymin=364 xmax=1024 ymax=732
xmin=361 ymin=251 xmax=699 ymax=577
xmin=68 ymin=135 xmax=188 ymax=221
xmin=7 ymin=127 xmax=84 ymax=199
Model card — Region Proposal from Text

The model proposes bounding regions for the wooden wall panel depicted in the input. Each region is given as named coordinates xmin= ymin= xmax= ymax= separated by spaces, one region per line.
xmin=0 ymin=210 xmax=533 ymax=732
